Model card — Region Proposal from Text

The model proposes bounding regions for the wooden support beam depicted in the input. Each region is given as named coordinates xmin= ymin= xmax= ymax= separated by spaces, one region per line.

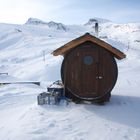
xmin=0 ymin=82 xmax=40 ymax=86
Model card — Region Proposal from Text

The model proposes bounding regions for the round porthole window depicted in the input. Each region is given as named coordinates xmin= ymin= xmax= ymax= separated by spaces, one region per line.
xmin=84 ymin=56 xmax=93 ymax=65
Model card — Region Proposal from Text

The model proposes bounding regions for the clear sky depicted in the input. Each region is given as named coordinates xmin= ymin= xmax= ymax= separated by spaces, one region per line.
xmin=0 ymin=0 xmax=140 ymax=24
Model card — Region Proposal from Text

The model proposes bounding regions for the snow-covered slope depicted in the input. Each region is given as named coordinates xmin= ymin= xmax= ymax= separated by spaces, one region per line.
xmin=0 ymin=18 xmax=140 ymax=140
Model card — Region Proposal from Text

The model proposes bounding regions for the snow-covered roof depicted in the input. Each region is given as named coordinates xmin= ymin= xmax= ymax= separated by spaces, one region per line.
xmin=52 ymin=33 xmax=126 ymax=60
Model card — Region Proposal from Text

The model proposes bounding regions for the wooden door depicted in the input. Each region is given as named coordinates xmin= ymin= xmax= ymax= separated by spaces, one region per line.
xmin=98 ymin=47 xmax=118 ymax=96
xmin=64 ymin=42 xmax=99 ymax=99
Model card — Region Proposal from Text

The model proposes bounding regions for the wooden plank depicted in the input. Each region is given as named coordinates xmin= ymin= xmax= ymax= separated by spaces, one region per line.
xmin=0 ymin=82 xmax=40 ymax=86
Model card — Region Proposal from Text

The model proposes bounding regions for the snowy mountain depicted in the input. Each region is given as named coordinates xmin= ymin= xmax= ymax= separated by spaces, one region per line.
xmin=47 ymin=21 xmax=67 ymax=31
xmin=0 ymin=18 xmax=140 ymax=140
xmin=26 ymin=18 xmax=67 ymax=31
xmin=84 ymin=17 xmax=111 ymax=26
xmin=25 ymin=17 xmax=48 ymax=25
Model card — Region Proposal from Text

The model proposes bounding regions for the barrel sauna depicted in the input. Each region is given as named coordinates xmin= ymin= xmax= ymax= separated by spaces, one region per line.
xmin=52 ymin=33 xmax=126 ymax=103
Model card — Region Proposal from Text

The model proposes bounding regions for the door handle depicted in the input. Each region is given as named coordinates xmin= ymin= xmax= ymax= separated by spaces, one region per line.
xmin=96 ymin=76 xmax=103 ymax=79
xmin=99 ymin=76 xmax=103 ymax=79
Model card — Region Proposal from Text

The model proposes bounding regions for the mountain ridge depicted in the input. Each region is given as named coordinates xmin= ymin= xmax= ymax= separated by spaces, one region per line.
xmin=25 ymin=17 xmax=67 ymax=31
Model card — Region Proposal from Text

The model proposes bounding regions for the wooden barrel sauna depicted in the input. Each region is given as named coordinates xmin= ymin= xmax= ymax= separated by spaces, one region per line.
xmin=52 ymin=33 xmax=126 ymax=103
xmin=61 ymin=41 xmax=118 ymax=102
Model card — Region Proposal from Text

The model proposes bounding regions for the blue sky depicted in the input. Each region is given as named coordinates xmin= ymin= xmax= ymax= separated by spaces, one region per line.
xmin=0 ymin=0 xmax=140 ymax=24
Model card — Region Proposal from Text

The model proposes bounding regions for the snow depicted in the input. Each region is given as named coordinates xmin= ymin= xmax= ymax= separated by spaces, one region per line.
xmin=0 ymin=18 xmax=140 ymax=140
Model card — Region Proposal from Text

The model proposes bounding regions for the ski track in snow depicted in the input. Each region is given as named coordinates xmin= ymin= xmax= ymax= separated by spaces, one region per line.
xmin=0 ymin=20 xmax=140 ymax=140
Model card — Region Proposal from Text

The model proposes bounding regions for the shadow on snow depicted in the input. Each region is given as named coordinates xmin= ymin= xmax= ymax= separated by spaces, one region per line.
xmin=84 ymin=94 xmax=140 ymax=129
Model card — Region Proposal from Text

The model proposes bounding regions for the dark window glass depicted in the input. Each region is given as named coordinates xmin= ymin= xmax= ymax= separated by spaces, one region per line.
xmin=84 ymin=56 xmax=93 ymax=65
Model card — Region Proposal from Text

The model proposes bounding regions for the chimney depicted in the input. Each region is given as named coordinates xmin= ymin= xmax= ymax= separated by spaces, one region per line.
xmin=95 ymin=22 xmax=99 ymax=37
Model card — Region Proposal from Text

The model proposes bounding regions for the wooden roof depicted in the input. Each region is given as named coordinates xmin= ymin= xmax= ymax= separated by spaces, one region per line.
xmin=52 ymin=33 xmax=126 ymax=60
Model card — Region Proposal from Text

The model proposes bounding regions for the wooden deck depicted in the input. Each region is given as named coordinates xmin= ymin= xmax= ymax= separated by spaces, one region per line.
xmin=0 ymin=82 xmax=40 ymax=86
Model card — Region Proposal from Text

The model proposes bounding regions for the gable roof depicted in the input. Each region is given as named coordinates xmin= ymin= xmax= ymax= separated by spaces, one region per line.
xmin=52 ymin=33 xmax=126 ymax=60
